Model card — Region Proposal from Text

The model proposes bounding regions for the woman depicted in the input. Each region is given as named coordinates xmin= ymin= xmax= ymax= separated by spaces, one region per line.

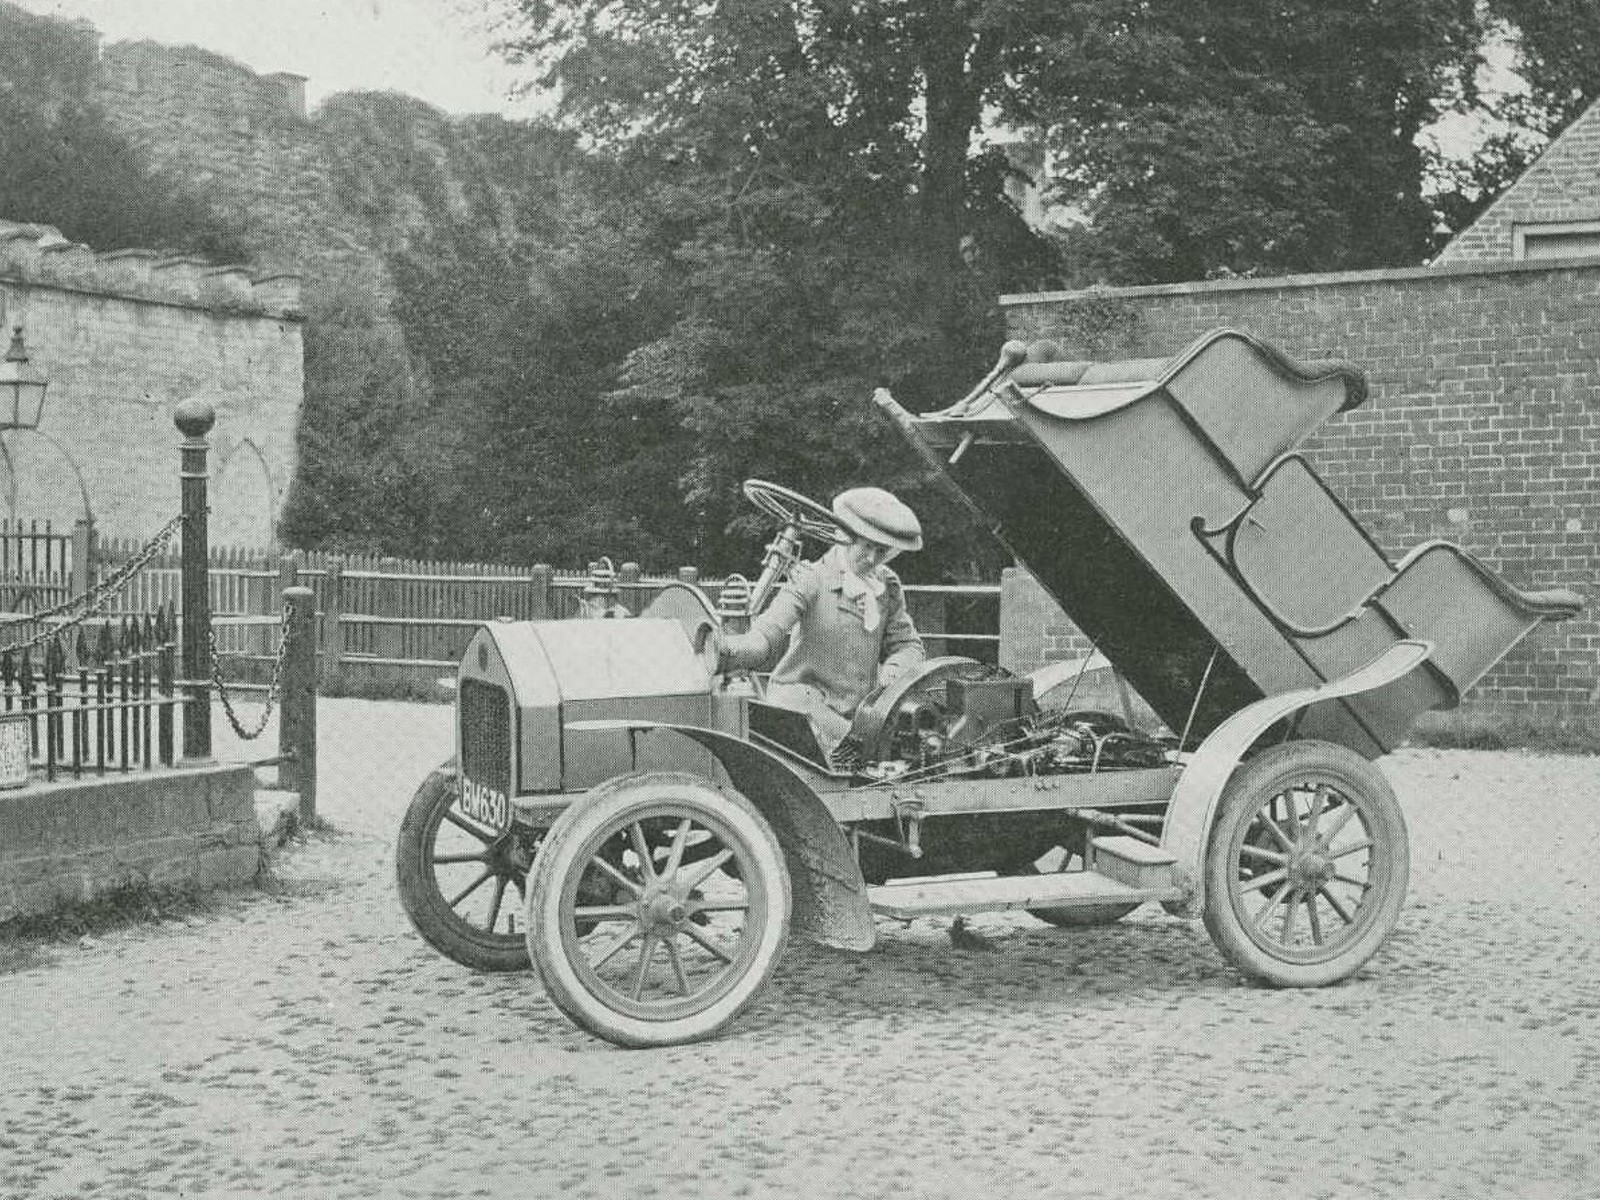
xmin=720 ymin=486 xmax=926 ymax=753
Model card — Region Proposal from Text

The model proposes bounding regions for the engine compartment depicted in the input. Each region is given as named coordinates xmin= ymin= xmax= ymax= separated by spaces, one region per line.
xmin=838 ymin=658 xmax=1171 ymax=783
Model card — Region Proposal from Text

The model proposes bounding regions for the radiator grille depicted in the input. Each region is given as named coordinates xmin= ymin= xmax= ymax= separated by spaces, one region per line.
xmin=459 ymin=678 xmax=512 ymax=802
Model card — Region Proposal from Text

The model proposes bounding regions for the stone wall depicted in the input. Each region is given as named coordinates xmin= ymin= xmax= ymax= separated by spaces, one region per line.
xmin=999 ymin=257 xmax=1600 ymax=717
xmin=0 ymin=221 xmax=302 ymax=547
xmin=94 ymin=40 xmax=396 ymax=305
xmin=0 ymin=763 xmax=260 ymax=921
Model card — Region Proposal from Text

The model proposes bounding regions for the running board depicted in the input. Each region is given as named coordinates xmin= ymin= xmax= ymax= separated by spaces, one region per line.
xmin=868 ymin=870 xmax=1183 ymax=919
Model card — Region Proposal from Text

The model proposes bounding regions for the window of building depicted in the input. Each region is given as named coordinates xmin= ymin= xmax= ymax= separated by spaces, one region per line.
xmin=1513 ymin=221 xmax=1600 ymax=261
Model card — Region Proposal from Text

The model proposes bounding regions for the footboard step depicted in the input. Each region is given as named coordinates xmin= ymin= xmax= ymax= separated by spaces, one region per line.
xmin=868 ymin=871 xmax=1182 ymax=919
xmin=1090 ymin=835 xmax=1177 ymax=890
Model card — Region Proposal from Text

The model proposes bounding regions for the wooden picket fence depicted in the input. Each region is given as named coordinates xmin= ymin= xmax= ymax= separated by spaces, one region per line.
xmin=78 ymin=544 xmax=1003 ymax=693
xmin=0 ymin=517 xmax=93 ymax=613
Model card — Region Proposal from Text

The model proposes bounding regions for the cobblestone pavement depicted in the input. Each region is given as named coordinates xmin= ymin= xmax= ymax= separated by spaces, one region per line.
xmin=3 ymin=699 xmax=1599 ymax=1199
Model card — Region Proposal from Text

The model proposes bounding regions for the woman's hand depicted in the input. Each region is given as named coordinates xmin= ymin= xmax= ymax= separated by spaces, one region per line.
xmin=693 ymin=620 xmax=726 ymax=676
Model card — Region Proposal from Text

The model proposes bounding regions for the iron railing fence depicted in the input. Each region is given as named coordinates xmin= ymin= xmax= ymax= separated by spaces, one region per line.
xmin=0 ymin=605 xmax=178 ymax=781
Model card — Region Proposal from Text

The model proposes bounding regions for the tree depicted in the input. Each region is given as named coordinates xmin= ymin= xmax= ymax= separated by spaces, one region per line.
xmin=487 ymin=1 xmax=1059 ymax=576
xmin=0 ymin=5 xmax=243 ymax=259
xmin=1432 ymin=2 xmax=1600 ymax=225
xmin=485 ymin=0 xmax=1492 ymax=572
xmin=997 ymin=0 xmax=1484 ymax=281
xmin=280 ymin=92 xmax=682 ymax=564
xmin=1489 ymin=0 xmax=1600 ymax=131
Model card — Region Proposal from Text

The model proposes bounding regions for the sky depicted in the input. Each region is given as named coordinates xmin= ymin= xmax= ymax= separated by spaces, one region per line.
xmin=9 ymin=0 xmax=544 ymax=116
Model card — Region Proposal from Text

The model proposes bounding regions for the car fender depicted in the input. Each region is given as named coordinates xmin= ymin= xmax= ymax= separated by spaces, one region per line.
xmin=568 ymin=720 xmax=875 ymax=951
xmin=1159 ymin=639 xmax=1432 ymax=916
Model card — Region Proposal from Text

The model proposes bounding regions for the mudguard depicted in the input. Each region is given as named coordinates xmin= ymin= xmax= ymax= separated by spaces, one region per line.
xmin=1159 ymin=639 xmax=1432 ymax=916
xmin=567 ymin=720 xmax=875 ymax=951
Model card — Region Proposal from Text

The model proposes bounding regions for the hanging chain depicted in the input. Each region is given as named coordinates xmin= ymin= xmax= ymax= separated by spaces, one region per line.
xmin=0 ymin=513 xmax=187 ymax=658
xmin=0 ymin=512 xmax=300 ymax=742
xmin=209 ymin=597 xmax=294 ymax=741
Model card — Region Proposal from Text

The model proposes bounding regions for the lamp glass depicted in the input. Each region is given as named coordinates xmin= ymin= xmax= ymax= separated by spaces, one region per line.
xmin=0 ymin=328 xmax=48 ymax=430
xmin=16 ymin=379 xmax=46 ymax=429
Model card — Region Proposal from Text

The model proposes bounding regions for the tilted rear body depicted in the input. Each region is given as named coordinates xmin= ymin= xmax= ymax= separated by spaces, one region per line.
xmin=882 ymin=328 xmax=1580 ymax=757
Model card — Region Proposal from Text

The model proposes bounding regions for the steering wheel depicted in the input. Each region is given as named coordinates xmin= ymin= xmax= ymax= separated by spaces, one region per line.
xmin=742 ymin=479 xmax=844 ymax=545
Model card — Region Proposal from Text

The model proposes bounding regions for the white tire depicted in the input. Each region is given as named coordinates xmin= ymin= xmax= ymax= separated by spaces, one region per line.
xmin=1203 ymin=740 xmax=1408 ymax=987
xmin=526 ymin=772 xmax=791 ymax=1047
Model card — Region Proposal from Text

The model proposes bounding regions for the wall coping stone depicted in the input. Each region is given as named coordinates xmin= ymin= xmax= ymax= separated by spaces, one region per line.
xmin=0 ymin=217 xmax=301 ymax=319
xmin=1000 ymin=254 xmax=1600 ymax=308
xmin=0 ymin=273 xmax=304 ymax=322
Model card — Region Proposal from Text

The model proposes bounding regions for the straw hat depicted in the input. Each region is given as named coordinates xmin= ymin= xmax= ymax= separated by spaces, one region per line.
xmin=831 ymin=487 xmax=923 ymax=552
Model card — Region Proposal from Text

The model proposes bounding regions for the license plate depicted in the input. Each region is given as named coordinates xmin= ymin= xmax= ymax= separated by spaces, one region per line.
xmin=459 ymin=776 xmax=510 ymax=829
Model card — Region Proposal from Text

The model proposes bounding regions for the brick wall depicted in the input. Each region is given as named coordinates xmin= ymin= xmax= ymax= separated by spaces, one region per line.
xmin=998 ymin=566 xmax=1093 ymax=675
xmin=0 ymin=223 xmax=302 ymax=547
xmin=999 ymin=257 xmax=1600 ymax=716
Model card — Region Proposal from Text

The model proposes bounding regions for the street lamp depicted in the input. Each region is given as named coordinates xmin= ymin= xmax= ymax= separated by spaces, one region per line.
xmin=0 ymin=327 xmax=48 ymax=431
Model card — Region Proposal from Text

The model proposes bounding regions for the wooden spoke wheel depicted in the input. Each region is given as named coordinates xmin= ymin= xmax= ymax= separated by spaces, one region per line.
xmin=527 ymin=773 xmax=791 ymax=1048
xmin=1203 ymin=740 xmax=1408 ymax=987
xmin=396 ymin=760 xmax=536 ymax=972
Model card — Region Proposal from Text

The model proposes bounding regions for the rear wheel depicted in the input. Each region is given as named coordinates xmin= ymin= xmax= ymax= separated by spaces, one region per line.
xmin=527 ymin=772 xmax=791 ymax=1048
xmin=1203 ymin=740 xmax=1408 ymax=987
xmin=396 ymin=760 xmax=535 ymax=972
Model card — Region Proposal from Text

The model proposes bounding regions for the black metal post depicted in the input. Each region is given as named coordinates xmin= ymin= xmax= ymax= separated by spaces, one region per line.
xmin=279 ymin=585 xmax=318 ymax=824
xmin=71 ymin=517 xmax=94 ymax=597
xmin=176 ymin=399 xmax=214 ymax=763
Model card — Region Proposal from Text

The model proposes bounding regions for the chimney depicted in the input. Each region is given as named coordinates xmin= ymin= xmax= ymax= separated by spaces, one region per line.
xmin=265 ymin=72 xmax=308 ymax=119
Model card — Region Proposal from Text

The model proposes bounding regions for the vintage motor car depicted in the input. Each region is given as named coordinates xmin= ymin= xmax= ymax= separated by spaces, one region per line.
xmin=396 ymin=328 xmax=1582 ymax=1048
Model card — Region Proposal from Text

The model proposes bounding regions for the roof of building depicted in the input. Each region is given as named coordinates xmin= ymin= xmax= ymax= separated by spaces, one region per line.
xmin=1435 ymin=98 xmax=1600 ymax=266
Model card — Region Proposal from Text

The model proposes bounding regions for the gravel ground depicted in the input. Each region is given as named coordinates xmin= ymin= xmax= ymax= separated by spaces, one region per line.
xmin=2 ymin=699 xmax=1598 ymax=1200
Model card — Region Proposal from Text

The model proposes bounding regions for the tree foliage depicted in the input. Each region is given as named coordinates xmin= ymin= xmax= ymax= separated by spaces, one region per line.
xmin=488 ymin=0 xmax=1064 ymax=576
xmin=1433 ymin=2 xmax=1600 ymax=224
xmin=0 ymin=4 xmax=244 ymax=259
xmin=479 ymin=0 xmax=1496 ymax=574
xmin=1490 ymin=0 xmax=1600 ymax=131
xmin=994 ymin=0 xmax=1483 ymax=281
xmin=279 ymin=92 xmax=686 ymax=565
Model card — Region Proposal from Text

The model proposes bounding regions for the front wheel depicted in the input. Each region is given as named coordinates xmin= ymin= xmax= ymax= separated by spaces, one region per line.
xmin=396 ymin=760 xmax=535 ymax=972
xmin=1203 ymin=740 xmax=1408 ymax=988
xmin=527 ymin=772 xmax=791 ymax=1048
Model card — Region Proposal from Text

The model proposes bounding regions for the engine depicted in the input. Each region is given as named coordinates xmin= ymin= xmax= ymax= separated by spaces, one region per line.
xmin=845 ymin=657 xmax=1170 ymax=782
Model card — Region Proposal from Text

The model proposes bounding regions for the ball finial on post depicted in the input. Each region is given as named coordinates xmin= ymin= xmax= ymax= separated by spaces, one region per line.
xmin=174 ymin=398 xmax=215 ymax=439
